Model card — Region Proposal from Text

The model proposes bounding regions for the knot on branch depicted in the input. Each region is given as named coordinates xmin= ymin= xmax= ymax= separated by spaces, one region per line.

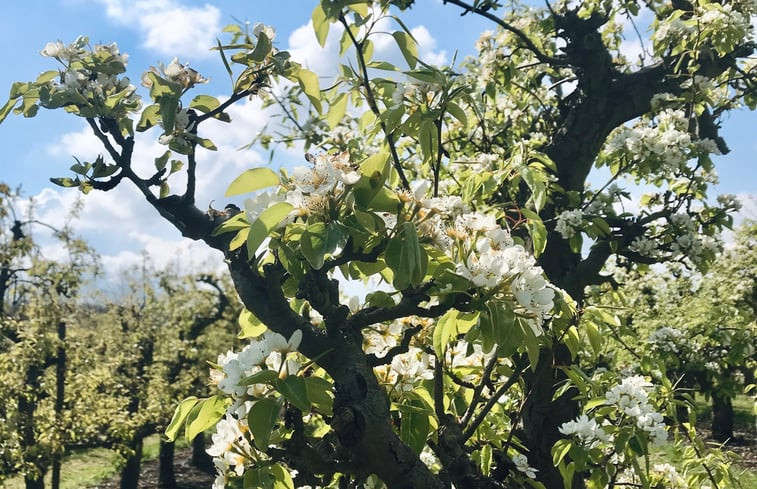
xmin=331 ymin=405 xmax=365 ymax=447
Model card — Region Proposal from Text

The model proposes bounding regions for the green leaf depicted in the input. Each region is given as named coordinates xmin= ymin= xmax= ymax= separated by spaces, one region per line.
xmin=326 ymin=93 xmax=348 ymax=130
xmin=212 ymin=212 xmax=250 ymax=236
xmin=238 ymin=308 xmax=267 ymax=339
xmin=165 ymin=397 xmax=199 ymax=442
xmin=419 ymin=119 xmax=437 ymax=164
xmin=246 ymin=202 xmax=293 ymax=259
xmin=189 ymin=94 xmax=220 ymax=113
xmin=159 ymin=95 xmax=179 ymax=133
xmin=248 ymin=397 xmax=280 ymax=450
xmin=446 ymin=101 xmax=467 ymax=127
xmin=0 ymin=97 xmax=19 ymax=125
xmin=239 ymin=369 xmax=279 ymax=386
xmin=585 ymin=320 xmax=602 ymax=355
xmin=250 ymin=31 xmax=272 ymax=62
xmin=405 ymin=68 xmax=444 ymax=85
xmin=311 ymin=4 xmax=330 ymax=48
xmin=521 ymin=208 xmax=547 ymax=257
xmin=50 ymin=177 xmax=80 ymax=188
xmin=215 ymin=38 xmax=234 ymax=80
xmin=385 ymin=222 xmax=427 ymax=290
xmin=398 ymin=405 xmax=430 ymax=453
xmin=296 ymin=68 xmax=322 ymax=113
xmin=275 ymin=376 xmax=310 ymax=412
xmin=137 ymin=104 xmax=160 ymax=132
xmin=36 ymin=70 xmax=60 ymax=84
xmin=552 ymin=438 xmax=572 ymax=467
xmin=225 ymin=167 xmax=280 ymax=196
xmin=304 ymin=377 xmax=333 ymax=415
xmin=154 ymin=150 xmax=171 ymax=172
xmin=392 ymin=31 xmax=418 ymax=68
xmin=185 ymin=395 xmax=227 ymax=441
xmin=301 ymin=221 xmax=328 ymax=269
xmin=146 ymin=71 xmax=181 ymax=100
xmin=269 ymin=463 xmax=295 ymax=489
xmin=433 ymin=309 xmax=460 ymax=358
xmin=480 ymin=444 xmax=492 ymax=476
xmin=231 ymin=228 xmax=250 ymax=250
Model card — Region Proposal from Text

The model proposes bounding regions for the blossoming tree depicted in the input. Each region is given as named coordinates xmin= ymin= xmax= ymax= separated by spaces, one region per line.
xmin=1 ymin=0 xmax=755 ymax=488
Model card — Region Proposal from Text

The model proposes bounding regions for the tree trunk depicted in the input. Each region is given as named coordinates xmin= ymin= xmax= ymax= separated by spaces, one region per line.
xmin=120 ymin=434 xmax=144 ymax=489
xmin=24 ymin=472 xmax=45 ymax=489
xmin=51 ymin=321 xmax=66 ymax=489
xmin=191 ymin=433 xmax=214 ymax=473
xmin=711 ymin=393 xmax=734 ymax=442
xmin=158 ymin=440 xmax=177 ymax=488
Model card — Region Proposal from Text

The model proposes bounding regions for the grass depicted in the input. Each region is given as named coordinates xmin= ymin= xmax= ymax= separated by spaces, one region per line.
xmin=1 ymin=434 xmax=169 ymax=489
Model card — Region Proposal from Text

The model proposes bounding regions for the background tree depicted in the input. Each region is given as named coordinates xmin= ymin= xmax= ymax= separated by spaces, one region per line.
xmin=1 ymin=1 xmax=755 ymax=488
xmin=598 ymin=222 xmax=757 ymax=441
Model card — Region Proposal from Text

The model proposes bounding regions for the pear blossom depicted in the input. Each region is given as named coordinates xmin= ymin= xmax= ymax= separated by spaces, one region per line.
xmin=512 ymin=453 xmax=538 ymax=479
xmin=555 ymin=209 xmax=583 ymax=239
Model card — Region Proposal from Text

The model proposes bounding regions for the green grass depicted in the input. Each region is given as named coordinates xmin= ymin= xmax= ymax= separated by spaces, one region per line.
xmin=1 ymin=434 xmax=170 ymax=489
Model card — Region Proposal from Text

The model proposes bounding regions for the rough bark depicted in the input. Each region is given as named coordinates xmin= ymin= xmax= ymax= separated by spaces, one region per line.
xmin=120 ymin=434 xmax=144 ymax=489
xmin=711 ymin=393 xmax=734 ymax=442
xmin=191 ymin=433 xmax=214 ymax=474
xmin=51 ymin=321 xmax=66 ymax=489
xmin=158 ymin=440 xmax=178 ymax=488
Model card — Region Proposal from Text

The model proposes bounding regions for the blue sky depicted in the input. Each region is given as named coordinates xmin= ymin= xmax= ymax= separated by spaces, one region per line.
xmin=0 ymin=0 xmax=754 ymax=274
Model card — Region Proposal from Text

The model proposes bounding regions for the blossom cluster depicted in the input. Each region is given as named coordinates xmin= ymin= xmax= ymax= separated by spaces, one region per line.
xmin=555 ymin=209 xmax=583 ymax=239
xmin=604 ymin=109 xmax=718 ymax=181
xmin=559 ymin=375 xmax=668 ymax=469
xmin=605 ymin=376 xmax=667 ymax=445
xmin=206 ymin=330 xmax=302 ymax=485
xmin=558 ymin=413 xmax=610 ymax=447
xmin=245 ymin=152 xmax=361 ymax=224
xmin=647 ymin=326 xmax=685 ymax=355
xmin=40 ymin=38 xmax=140 ymax=118
xmin=206 ymin=414 xmax=254 ymax=489
xmin=512 ymin=453 xmax=538 ymax=479
xmin=653 ymin=2 xmax=754 ymax=57
xmin=411 ymin=191 xmax=555 ymax=328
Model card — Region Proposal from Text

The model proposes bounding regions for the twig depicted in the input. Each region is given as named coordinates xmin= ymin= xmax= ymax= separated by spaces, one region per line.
xmin=338 ymin=14 xmax=410 ymax=190
xmin=443 ymin=0 xmax=567 ymax=66
xmin=463 ymin=363 xmax=525 ymax=441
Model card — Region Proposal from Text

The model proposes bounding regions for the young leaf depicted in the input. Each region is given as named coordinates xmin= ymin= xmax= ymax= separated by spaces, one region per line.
xmin=295 ymin=68 xmax=322 ymax=113
xmin=185 ymin=395 xmax=227 ymax=441
xmin=326 ymin=93 xmax=348 ymax=130
xmin=433 ymin=309 xmax=459 ymax=358
xmin=311 ymin=4 xmax=330 ymax=48
xmin=246 ymin=202 xmax=293 ymax=259
xmin=300 ymin=221 xmax=328 ymax=269
xmin=392 ymin=31 xmax=418 ymax=69
xmin=225 ymin=167 xmax=280 ymax=196
xmin=520 ymin=208 xmax=547 ymax=257
xmin=274 ymin=376 xmax=310 ymax=412
xmin=165 ymin=396 xmax=199 ymax=442
xmin=247 ymin=397 xmax=280 ymax=450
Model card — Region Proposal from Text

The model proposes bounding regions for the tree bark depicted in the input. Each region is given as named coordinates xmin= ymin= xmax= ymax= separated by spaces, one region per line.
xmin=191 ymin=433 xmax=214 ymax=474
xmin=711 ymin=393 xmax=734 ymax=442
xmin=51 ymin=321 xmax=66 ymax=489
xmin=158 ymin=439 xmax=178 ymax=488
xmin=24 ymin=473 xmax=45 ymax=489
xmin=120 ymin=434 xmax=144 ymax=489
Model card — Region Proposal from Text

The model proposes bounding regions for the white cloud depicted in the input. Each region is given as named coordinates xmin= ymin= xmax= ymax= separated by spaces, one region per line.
xmin=411 ymin=25 xmax=447 ymax=66
xmin=287 ymin=21 xmax=345 ymax=79
xmin=96 ymin=0 xmax=221 ymax=59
